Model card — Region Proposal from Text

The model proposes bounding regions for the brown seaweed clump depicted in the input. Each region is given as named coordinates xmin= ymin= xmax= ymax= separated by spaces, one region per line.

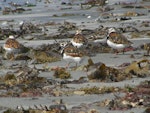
xmin=0 ymin=66 xmax=47 ymax=97
xmin=58 ymin=21 xmax=77 ymax=33
xmin=106 ymin=80 xmax=150 ymax=110
xmin=29 ymin=49 xmax=60 ymax=63
xmin=85 ymin=58 xmax=132 ymax=82
xmin=70 ymin=103 xmax=100 ymax=113
xmin=130 ymin=32 xmax=141 ymax=38
xmin=4 ymin=104 xmax=68 ymax=113
xmin=79 ymin=86 xmax=120 ymax=94
xmin=144 ymin=107 xmax=150 ymax=113
xmin=125 ymin=59 xmax=150 ymax=77
xmin=27 ymin=43 xmax=62 ymax=63
xmin=3 ymin=72 xmax=17 ymax=86
xmin=86 ymin=61 xmax=108 ymax=81
xmin=8 ymin=53 xmax=31 ymax=60
xmin=53 ymin=67 xmax=71 ymax=79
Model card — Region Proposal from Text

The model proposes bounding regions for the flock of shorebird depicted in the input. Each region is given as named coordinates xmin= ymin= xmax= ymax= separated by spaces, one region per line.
xmin=3 ymin=27 xmax=134 ymax=67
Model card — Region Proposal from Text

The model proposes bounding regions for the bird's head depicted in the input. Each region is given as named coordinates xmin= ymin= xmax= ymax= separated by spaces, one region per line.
xmin=8 ymin=35 xmax=15 ymax=39
xmin=108 ymin=27 xmax=116 ymax=34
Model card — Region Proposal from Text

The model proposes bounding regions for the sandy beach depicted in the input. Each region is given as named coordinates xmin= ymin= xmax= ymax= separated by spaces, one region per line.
xmin=0 ymin=0 xmax=150 ymax=113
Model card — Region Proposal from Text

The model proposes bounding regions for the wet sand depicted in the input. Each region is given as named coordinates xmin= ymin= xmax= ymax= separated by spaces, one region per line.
xmin=0 ymin=0 xmax=150 ymax=113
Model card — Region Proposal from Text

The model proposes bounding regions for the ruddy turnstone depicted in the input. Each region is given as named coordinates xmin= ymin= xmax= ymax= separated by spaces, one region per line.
xmin=71 ymin=29 xmax=88 ymax=48
xmin=3 ymin=35 xmax=24 ymax=59
xmin=61 ymin=44 xmax=84 ymax=68
xmin=106 ymin=27 xmax=133 ymax=54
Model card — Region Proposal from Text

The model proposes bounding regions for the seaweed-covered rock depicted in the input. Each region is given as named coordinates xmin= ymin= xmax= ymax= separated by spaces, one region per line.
xmin=53 ymin=67 xmax=71 ymax=79
xmin=125 ymin=59 xmax=150 ymax=77
xmin=85 ymin=58 xmax=132 ymax=82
